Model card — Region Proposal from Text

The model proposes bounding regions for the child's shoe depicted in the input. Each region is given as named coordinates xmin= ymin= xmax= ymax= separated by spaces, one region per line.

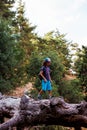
xmin=38 ymin=94 xmax=42 ymax=100
xmin=49 ymin=95 xmax=52 ymax=99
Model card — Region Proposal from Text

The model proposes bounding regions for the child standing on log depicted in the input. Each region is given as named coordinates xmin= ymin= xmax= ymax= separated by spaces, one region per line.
xmin=38 ymin=58 xmax=52 ymax=99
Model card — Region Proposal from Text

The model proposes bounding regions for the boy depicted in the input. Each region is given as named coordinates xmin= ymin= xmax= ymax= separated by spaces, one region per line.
xmin=38 ymin=58 xmax=52 ymax=99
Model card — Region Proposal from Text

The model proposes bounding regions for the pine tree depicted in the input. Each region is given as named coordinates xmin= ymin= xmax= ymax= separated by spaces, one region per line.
xmin=36 ymin=31 xmax=71 ymax=72
xmin=14 ymin=0 xmax=36 ymax=58
xmin=0 ymin=0 xmax=15 ymax=19
xmin=75 ymin=46 xmax=87 ymax=91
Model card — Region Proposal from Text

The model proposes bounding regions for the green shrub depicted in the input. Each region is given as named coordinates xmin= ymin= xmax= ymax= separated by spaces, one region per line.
xmin=0 ymin=77 xmax=13 ymax=93
xmin=58 ymin=79 xmax=84 ymax=103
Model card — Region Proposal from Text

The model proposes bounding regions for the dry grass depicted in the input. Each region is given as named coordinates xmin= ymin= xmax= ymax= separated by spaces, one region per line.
xmin=8 ymin=82 xmax=33 ymax=97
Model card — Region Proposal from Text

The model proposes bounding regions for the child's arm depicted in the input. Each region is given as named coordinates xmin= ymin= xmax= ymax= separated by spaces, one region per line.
xmin=49 ymin=75 xmax=52 ymax=82
xmin=39 ymin=70 xmax=47 ymax=82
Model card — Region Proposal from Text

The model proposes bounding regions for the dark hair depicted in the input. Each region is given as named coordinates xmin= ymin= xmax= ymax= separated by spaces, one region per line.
xmin=43 ymin=61 xmax=49 ymax=66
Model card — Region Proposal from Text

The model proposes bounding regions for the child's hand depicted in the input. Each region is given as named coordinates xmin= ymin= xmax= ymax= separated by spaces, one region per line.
xmin=50 ymin=80 xmax=52 ymax=83
xmin=44 ymin=78 xmax=47 ymax=82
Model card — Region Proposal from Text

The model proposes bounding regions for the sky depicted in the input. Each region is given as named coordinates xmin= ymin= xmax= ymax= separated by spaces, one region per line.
xmin=22 ymin=0 xmax=87 ymax=47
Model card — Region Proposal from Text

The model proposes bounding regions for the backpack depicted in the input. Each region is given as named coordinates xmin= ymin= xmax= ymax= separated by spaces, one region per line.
xmin=38 ymin=74 xmax=43 ymax=80
xmin=38 ymin=66 xmax=46 ymax=80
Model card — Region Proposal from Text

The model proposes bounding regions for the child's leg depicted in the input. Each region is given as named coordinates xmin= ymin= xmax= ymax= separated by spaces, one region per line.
xmin=47 ymin=80 xmax=52 ymax=98
xmin=38 ymin=89 xmax=44 ymax=99
xmin=38 ymin=89 xmax=45 ymax=97
xmin=48 ymin=90 xmax=52 ymax=99
xmin=38 ymin=89 xmax=44 ymax=95
xmin=38 ymin=80 xmax=47 ymax=99
xmin=48 ymin=90 xmax=52 ymax=96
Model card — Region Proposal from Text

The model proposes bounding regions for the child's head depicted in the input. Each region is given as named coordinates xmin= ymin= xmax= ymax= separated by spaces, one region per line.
xmin=43 ymin=58 xmax=51 ymax=66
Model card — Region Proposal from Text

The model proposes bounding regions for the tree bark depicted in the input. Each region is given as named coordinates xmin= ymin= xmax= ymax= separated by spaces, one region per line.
xmin=74 ymin=127 xmax=81 ymax=130
xmin=0 ymin=94 xmax=87 ymax=130
xmin=0 ymin=116 xmax=4 ymax=124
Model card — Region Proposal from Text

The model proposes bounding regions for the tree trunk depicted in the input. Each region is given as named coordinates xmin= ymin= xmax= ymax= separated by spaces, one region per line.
xmin=74 ymin=127 xmax=81 ymax=130
xmin=0 ymin=116 xmax=4 ymax=124
xmin=0 ymin=94 xmax=87 ymax=130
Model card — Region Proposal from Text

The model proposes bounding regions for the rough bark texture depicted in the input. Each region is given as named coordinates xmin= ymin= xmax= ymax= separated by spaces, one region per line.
xmin=0 ymin=93 xmax=87 ymax=130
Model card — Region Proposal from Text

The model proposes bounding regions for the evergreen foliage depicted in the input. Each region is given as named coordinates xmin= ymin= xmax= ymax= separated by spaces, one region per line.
xmin=14 ymin=0 xmax=36 ymax=57
xmin=27 ymin=51 xmax=83 ymax=102
xmin=0 ymin=0 xmax=15 ymax=19
xmin=58 ymin=79 xmax=84 ymax=103
xmin=75 ymin=46 xmax=87 ymax=92
xmin=0 ymin=19 xmax=13 ymax=91
xmin=0 ymin=0 xmax=85 ymax=104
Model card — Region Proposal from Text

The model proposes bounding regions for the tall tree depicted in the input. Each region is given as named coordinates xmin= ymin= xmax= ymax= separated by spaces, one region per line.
xmin=36 ymin=31 xmax=71 ymax=72
xmin=14 ymin=0 xmax=37 ymax=58
xmin=0 ymin=18 xmax=24 ymax=93
xmin=0 ymin=0 xmax=15 ymax=19
xmin=75 ymin=46 xmax=87 ymax=91
xmin=11 ymin=0 xmax=38 ymax=84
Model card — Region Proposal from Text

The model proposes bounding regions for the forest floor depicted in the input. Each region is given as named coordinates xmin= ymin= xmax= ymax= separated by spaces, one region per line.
xmin=8 ymin=82 xmax=33 ymax=97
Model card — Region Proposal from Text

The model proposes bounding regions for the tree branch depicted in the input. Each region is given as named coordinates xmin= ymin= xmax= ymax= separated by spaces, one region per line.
xmin=0 ymin=114 xmax=20 ymax=130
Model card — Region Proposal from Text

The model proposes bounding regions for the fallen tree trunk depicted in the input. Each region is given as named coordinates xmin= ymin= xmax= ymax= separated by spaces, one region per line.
xmin=0 ymin=93 xmax=87 ymax=130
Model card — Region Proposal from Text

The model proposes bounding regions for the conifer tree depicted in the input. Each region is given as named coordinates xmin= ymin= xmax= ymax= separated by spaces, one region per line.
xmin=14 ymin=0 xmax=36 ymax=58
xmin=0 ymin=18 xmax=24 ymax=92
xmin=0 ymin=0 xmax=15 ymax=19
xmin=75 ymin=46 xmax=87 ymax=91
